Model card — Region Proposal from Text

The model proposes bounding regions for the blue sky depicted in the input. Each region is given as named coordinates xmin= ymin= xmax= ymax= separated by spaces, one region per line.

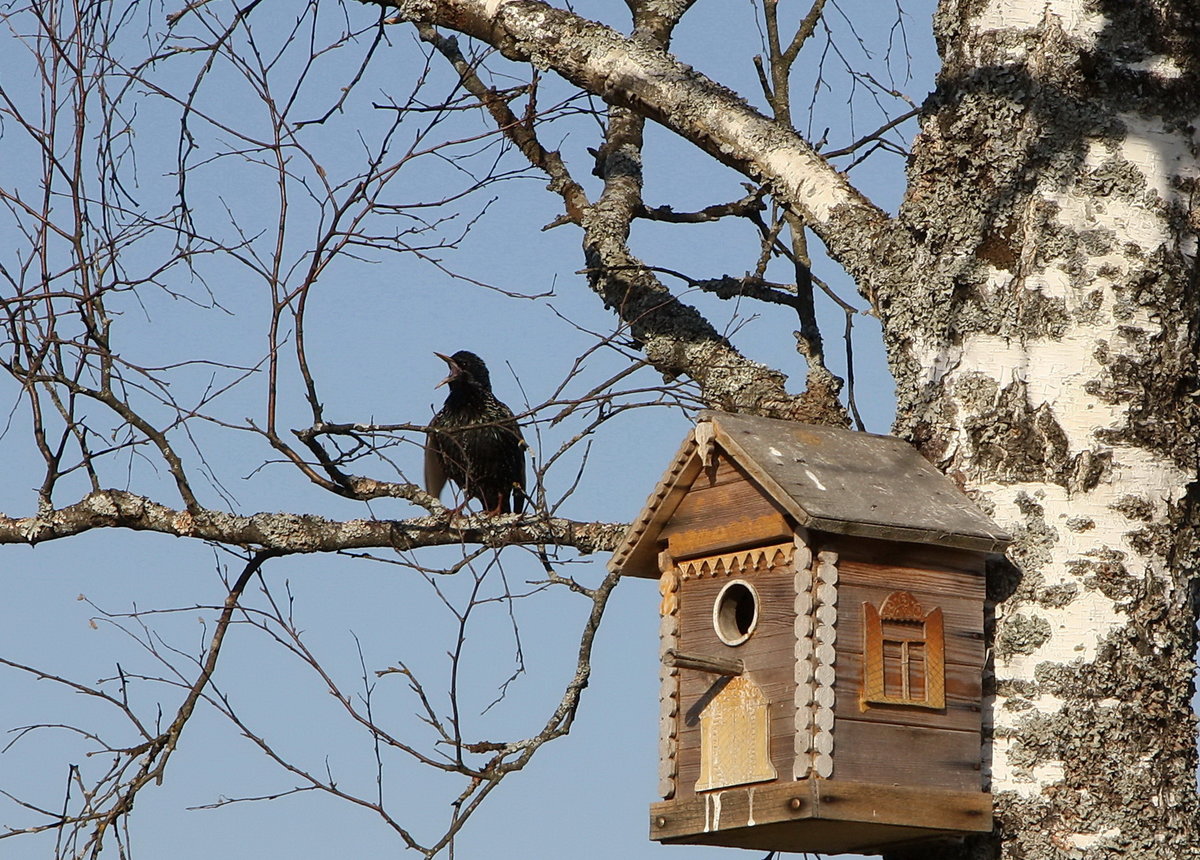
xmin=0 ymin=1 xmax=940 ymax=856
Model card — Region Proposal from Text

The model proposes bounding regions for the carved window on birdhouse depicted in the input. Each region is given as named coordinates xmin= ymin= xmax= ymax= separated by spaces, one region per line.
xmin=861 ymin=591 xmax=945 ymax=710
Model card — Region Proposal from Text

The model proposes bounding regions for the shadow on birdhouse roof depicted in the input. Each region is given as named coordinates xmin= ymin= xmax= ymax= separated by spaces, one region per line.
xmin=611 ymin=411 xmax=1011 ymax=579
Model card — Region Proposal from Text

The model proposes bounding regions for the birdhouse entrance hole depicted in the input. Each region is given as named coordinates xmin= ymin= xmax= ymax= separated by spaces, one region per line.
xmin=713 ymin=580 xmax=758 ymax=646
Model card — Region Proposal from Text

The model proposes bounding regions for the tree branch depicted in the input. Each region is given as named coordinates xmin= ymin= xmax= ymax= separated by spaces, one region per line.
xmin=414 ymin=0 xmax=817 ymax=419
xmin=370 ymin=0 xmax=916 ymax=303
xmin=0 ymin=490 xmax=626 ymax=554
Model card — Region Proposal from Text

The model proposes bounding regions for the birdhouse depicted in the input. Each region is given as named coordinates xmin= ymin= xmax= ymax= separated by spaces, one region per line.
xmin=609 ymin=411 xmax=1010 ymax=855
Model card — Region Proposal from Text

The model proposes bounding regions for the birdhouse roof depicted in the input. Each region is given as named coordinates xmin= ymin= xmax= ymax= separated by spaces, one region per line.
xmin=610 ymin=411 xmax=1010 ymax=578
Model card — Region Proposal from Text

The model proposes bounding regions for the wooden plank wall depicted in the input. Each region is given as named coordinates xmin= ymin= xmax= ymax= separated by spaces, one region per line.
xmin=663 ymin=452 xmax=798 ymax=800
xmin=826 ymin=538 xmax=986 ymax=791
xmin=656 ymin=451 xmax=989 ymax=798
xmin=674 ymin=564 xmax=796 ymax=799
xmin=660 ymin=453 xmax=792 ymax=557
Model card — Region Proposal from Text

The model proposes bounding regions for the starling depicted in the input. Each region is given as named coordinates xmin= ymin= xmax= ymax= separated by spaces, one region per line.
xmin=424 ymin=350 xmax=527 ymax=515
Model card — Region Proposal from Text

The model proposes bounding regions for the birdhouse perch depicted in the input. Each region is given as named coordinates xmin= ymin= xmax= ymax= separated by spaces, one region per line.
xmin=609 ymin=411 xmax=1010 ymax=855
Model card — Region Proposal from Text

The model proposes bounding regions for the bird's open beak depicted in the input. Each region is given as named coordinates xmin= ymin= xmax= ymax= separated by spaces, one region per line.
xmin=434 ymin=352 xmax=459 ymax=388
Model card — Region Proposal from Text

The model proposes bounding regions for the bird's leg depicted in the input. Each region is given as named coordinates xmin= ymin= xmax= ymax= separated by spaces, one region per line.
xmin=511 ymin=483 xmax=532 ymax=513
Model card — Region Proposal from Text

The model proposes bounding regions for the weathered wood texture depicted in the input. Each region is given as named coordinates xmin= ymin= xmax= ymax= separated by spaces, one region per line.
xmin=656 ymin=452 xmax=801 ymax=799
xmin=650 ymin=779 xmax=992 ymax=853
xmin=674 ymin=561 xmax=797 ymax=799
xmin=667 ymin=512 xmax=792 ymax=559
xmin=640 ymin=434 xmax=995 ymax=837
xmin=707 ymin=412 xmax=1010 ymax=551
xmin=833 ymin=720 xmax=983 ymax=791
xmin=665 ymin=648 xmax=744 ymax=676
xmin=661 ymin=452 xmax=792 ymax=552
xmin=832 ymin=535 xmax=988 ymax=577
xmin=822 ymin=538 xmax=986 ymax=790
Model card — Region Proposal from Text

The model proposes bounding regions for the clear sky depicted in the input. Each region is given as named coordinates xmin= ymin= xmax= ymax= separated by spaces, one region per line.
xmin=0 ymin=1 xmax=941 ymax=857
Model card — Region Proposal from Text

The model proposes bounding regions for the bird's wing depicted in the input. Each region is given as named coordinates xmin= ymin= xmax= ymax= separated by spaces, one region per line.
xmin=424 ymin=435 xmax=446 ymax=500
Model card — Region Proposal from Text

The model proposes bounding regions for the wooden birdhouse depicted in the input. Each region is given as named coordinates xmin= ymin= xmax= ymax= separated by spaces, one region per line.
xmin=609 ymin=411 xmax=1010 ymax=855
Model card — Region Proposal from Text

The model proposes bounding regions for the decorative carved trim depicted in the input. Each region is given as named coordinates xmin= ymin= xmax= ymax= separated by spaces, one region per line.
xmin=676 ymin=542 xmax=794 ymax=580
xmin=608 ymin=435 xmax=698 ymax=575
xmin=693 ymin=421 xmax=717 ymax=468
xmin=659 ymin=556 xmax=680 ymax=617
xmin=812 ymin=550 xmax=838 ymax=779
xmin=694 ymin=676 xmax=778 ymax=792
xmin=658 ymin=551 xmax=680 ymax=799
xmin=880 ymin=590 xmax=927 ymax=622
xmin=792 ymin=535 xmax=815 ymax=780
xmin=860 ymin=591 xmax=946 ymax=711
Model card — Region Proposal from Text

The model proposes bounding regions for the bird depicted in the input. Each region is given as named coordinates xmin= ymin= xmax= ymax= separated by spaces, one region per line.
xmin=424 ymin=350 xmax=527 ymax=515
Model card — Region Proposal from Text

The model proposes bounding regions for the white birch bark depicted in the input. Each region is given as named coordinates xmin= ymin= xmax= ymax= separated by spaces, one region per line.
xmin=893 ymin=1 xmax=1200 ymax=856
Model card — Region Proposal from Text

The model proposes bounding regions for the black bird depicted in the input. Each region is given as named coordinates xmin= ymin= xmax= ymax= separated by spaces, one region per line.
xmin=424 ymin=350 xmax=526 ymax=515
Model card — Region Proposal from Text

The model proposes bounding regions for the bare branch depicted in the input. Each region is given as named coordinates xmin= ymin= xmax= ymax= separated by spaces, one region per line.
xmin=0 ymin=489 xmax=627 ymax=555
xmin=372 ymin=0 xmax=915 ymax=304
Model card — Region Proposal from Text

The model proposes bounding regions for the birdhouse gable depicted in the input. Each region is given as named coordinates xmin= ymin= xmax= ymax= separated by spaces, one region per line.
xmin=657 ymin=449 xmax=795 ymax=563
xmin=609 ymin=427 xmax=793 ymax=579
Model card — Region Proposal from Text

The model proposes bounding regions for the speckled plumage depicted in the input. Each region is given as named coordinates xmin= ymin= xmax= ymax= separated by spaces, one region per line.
xmin=424 ymin=351 xmax=526 ymax=515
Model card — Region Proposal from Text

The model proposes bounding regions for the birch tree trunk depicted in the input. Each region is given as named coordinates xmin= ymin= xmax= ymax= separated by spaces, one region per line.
xmin=892 ymin=1 xmax=1200 ymax=856
xmin=374 ymin=0 xmax=1200 ymax=856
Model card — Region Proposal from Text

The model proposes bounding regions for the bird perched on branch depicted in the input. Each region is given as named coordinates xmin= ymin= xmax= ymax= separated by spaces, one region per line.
xmin=424 ymin=350 xmax=527 ymax=515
